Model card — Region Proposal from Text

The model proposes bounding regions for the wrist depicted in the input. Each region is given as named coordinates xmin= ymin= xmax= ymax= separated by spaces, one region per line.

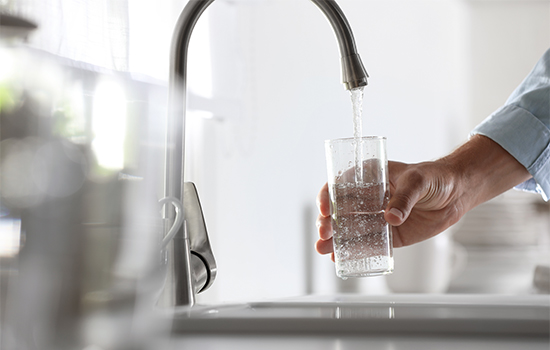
xmin=441 ymin=134 xmax=531 ymax=212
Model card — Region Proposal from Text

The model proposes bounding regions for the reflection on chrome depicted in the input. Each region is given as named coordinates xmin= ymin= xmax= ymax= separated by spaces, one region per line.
xmin=333 ymin=305 xmax=395 ymax=319
xmin=0 ymin=217 xmax=21 ymax=257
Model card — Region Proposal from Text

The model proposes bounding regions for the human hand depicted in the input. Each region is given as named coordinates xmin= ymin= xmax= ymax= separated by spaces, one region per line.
xmin=381 ymin=160 xmax=465 ymax=247
xmin=315 ymin=160 xmax=464 ymax=261
xmin=316 ymin=135 xmax=531 ymax=259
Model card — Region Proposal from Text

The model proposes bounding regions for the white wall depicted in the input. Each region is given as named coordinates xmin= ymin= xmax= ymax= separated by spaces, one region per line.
xmin=181 ymin=0 xmax=550 ymax=304
xmin=460 ymin=0 xmax=550 ymax=130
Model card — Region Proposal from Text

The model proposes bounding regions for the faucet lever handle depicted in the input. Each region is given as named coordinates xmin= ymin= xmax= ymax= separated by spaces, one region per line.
xmin=183 ymin=182 xmax=217 ymax=293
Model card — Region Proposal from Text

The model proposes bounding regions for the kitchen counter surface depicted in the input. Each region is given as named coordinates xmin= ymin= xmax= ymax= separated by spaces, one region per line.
xmin=158 ymin=333 xmax=548 ymax=350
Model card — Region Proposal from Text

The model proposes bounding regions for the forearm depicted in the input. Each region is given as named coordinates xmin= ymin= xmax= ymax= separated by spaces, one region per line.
xmin=442 ymin=134 xmax=532 ymax=212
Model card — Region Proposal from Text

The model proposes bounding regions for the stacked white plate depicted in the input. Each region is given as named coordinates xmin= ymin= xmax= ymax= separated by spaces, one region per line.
xmin=453 ymin=189 xmax=548 ymax=246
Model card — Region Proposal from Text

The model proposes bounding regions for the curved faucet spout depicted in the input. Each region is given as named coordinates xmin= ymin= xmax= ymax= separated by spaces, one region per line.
xmin=162 ymin=0 xmax=369 ymax=308
xmin=311 ymin=0 xmax=369 ymax=90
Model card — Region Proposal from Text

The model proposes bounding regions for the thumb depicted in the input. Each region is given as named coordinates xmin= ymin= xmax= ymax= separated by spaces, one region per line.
xmin=385 ymin=171 xmax=425 ymax=226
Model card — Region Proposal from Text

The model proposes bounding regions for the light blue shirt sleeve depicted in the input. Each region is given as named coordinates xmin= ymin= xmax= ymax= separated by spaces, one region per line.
xmin=471 ymin=48 xmax=550 ymax=201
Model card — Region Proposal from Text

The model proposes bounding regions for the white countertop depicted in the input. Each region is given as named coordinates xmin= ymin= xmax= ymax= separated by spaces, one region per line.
xmin=158 ymin=333 xmax=548 ymax=350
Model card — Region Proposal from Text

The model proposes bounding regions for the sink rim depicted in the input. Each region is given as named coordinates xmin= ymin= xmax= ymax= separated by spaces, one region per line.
xmin=169 ymin=294 xmax=550 ymax=336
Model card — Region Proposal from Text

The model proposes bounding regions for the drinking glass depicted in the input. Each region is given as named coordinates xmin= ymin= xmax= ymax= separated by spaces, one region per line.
xmin=325 ymin=136 xmax=393 ymax=278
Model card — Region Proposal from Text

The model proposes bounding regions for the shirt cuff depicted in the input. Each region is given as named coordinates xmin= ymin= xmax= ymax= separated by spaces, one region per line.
xmin=471 ymin=104 xmax=550 ymax=201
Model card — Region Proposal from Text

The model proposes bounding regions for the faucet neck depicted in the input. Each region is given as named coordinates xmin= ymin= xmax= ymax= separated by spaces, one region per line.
xmin=163 ymin=0 xmax=368 ymax=308
xmin=310 ymin=0 xmax=368 ymax=89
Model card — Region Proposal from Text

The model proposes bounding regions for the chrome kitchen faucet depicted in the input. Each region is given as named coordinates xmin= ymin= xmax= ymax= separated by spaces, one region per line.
xmin=160 ymin=0 xmax=369 ymax=307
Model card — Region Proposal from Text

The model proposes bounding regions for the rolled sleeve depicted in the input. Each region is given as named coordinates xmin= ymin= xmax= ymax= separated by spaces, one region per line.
xmin=472 ymin=105 xmax=550 ymax=200
xmin=471 ymin=48 xmax=550 ymax=201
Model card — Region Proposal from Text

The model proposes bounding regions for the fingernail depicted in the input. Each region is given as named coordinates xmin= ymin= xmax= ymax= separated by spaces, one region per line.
xmin=388 ymin=207 xmax=404 ymax=221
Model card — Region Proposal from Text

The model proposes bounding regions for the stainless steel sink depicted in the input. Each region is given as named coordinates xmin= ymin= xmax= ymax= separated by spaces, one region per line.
xmin=170 ymin=294 xmax=550 ymax=336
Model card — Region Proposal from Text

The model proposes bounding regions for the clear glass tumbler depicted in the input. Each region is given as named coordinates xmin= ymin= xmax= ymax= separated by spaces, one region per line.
xmin=325 ymin=136 xmax=394 ymax=278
